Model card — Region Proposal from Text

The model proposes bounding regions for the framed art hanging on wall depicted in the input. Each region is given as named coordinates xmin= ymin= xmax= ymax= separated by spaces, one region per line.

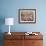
xmin=18 ymin=9 xmax=36 ymax=24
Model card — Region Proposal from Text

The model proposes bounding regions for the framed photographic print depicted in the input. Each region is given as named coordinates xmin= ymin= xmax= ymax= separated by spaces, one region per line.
xmin=18 ymin=9 xmax=36 ymax=24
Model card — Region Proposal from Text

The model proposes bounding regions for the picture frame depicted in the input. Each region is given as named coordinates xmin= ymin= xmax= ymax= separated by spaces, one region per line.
xmin=18 ymin=9 xmax=36 ymax=24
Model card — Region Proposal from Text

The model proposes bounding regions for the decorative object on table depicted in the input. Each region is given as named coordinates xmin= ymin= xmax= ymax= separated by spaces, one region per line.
xmin=25 ymin=32 xmax=38 ymax=35
xmin=5 ymin=18 xmax=14 ymax=35
xmin=18 ymin=9 xmax=36 ymax=24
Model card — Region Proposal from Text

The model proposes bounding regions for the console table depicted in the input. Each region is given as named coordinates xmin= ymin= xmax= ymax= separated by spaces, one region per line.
xmin=4 ymin=32 xmax=43 ymax=46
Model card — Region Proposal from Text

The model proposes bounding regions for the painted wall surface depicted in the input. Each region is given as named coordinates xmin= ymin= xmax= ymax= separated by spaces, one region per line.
xmin=0 ymin=0 xmax=46 ymax=32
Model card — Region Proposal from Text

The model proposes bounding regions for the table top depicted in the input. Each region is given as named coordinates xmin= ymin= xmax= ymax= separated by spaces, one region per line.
xmin=4 ymin=32 xmax=43 ymax=40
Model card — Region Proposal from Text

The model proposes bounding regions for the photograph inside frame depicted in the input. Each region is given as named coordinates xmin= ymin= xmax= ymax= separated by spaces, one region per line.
xmin=19 ymin=9 xmax=36 ymax=23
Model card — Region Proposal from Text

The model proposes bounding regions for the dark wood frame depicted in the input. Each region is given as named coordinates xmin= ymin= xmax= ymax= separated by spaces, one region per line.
xmin=18 ymin=9 xmax=36 ymax=24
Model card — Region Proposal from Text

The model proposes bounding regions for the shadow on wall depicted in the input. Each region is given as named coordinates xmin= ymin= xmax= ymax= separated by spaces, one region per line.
xmin=0 ymin=16 xmax=5 ymax=46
